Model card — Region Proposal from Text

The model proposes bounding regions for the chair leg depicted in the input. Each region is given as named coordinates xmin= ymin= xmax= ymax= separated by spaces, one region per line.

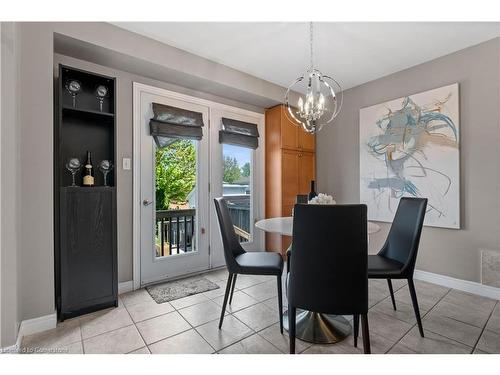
xmin=387 ymin=279 xmax=397 ymax=311
xmin=289 ymin=305 xmax=296 ymax=354
xmin=219 ymin=273 xmax=233 ymax=329
xmin=408 ymin=278 xmax=424 ymax=337
xmin=353 ymin=314 xmax=359 ymax=348
xmin=277 ymin=275 xmax=284 ymax=334
xmin=361 ymin=314 xmax=371 ymax=354
xmin=229 ymin=274 xmax=237 ymax=305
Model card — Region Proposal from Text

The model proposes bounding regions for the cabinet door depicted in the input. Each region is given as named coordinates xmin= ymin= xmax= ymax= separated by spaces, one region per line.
xmin=60 ymin=188 xmax=117 ymax=317
xmin=298 ymin=129 xmax=315 ymax=152
xmin=298 ymin=152 xmax=316 ymax=195
xmin=280 ymin=108 xmax=299 ymax=150
xmin=281 ymin=150 xmax=299 ymax=208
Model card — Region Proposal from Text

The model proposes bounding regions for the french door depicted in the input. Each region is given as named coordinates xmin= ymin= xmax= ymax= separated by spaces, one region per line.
xmin=138 ymin=91 xmax=210 ymax=285
xmin=135 ymin=84 xmax=264 ymax=287
xmin=209 ymin=108 xmax=265 ymax=268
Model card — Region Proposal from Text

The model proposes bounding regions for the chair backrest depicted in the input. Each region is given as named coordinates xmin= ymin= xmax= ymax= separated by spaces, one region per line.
xmin=296 ymin=195 xmax=308 ymax=204
xmin=288 ymin=204 xmax=368 ymax=315
xmin=379 ymin=197 xmax=427 ymax=276
xmin=213 ymin=197 xmax=246 ymax=273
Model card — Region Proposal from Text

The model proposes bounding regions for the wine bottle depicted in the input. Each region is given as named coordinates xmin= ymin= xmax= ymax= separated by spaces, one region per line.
xmin=83 ymin=151 xmax=94 ymax=187
xmin=308 ymin=180 xmax=317 ymax=200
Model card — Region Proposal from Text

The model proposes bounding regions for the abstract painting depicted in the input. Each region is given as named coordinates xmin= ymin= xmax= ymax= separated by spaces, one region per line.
xmin=359 ymin=83 xmax=460 ymax=229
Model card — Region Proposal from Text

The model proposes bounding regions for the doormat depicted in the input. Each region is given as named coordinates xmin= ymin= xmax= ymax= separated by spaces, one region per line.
xmin=146 ymin=276 xmax=220 ymax=304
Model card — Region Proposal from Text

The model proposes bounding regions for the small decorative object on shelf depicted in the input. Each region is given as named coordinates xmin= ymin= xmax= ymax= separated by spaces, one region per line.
xmin=83 ymin=151 xmax=95 ymax=187
xmin=65 ymin=79 xmax=82 ymax=108
xmin=65 ymin=158 xmax=82 ymax=187
xmin=308 ymin=193 xmax=336 ymax=205
xmin=95 ymin=84 xmax=108 ymax=112
xmin=308 ymin=180 xmax=318 ymax=200
xmin=98 ymin=160 xmax=114 ymax=187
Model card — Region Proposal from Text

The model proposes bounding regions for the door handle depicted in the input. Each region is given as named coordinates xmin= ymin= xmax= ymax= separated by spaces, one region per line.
xmin=143 ymin=199 xmax=153 ymax=206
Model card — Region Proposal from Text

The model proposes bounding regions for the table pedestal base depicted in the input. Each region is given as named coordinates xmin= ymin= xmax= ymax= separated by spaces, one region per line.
xmin=283 ymin=309 xmax=352 ymax=344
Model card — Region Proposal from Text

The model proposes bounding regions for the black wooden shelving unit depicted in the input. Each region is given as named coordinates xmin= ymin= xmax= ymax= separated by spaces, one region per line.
xmin=54 ymin=64 xmax=118 ymax=320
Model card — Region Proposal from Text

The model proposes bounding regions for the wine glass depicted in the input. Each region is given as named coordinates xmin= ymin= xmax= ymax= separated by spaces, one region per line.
xmin=65 ymin=158 xmax=82 ymax=187
xmin=65 ymin=80 xmax=82 ymax=108
xmin=95 ymin=85 xmax=108 ymax=112
xmin=98 ymin=160 xmax=114 ymax=187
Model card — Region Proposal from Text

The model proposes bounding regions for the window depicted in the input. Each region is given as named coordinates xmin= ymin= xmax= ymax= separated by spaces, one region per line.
xmin=154 ymin=139 xmax=198 ymax=257
xmin=222 ymin=144 xmax=252 ymax=243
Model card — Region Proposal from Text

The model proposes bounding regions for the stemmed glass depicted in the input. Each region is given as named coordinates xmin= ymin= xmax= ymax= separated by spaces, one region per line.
xmin=98 ymin=160 xmax=114 ymax=187
xmin=95 ymin=85 xmax=108 ymax=112
xmin=65 ymin=80 xmax=82 ymax=108
xmin=65 ymin=158 xmax=82 ymax=187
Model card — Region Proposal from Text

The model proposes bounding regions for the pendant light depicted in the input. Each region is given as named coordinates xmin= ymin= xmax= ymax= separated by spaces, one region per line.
xmin=285 ymin=22 xmax=343 ymax=133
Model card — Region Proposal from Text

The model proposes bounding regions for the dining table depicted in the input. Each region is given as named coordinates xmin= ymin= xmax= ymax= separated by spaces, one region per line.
xmin=255 ymin=216 xmax=381 ymax=345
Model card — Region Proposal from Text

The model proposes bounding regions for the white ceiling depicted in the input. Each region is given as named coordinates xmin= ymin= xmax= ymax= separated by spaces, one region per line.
xmin=113 ymin=22 xmax=500 ymax=90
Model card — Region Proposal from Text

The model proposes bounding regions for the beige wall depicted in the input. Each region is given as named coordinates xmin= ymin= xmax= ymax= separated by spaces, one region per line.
xmin=1 ymin=22 xmax=20 ymax=347
xmin=6 ymin=22 xmax=285 ymax=343
xmin=317 ymin=37 xmax=500 ymax=283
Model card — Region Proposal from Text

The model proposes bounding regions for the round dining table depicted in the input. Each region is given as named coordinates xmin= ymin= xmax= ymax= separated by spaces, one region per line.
xmin=255 ymin=216 xmax=381 ymax=344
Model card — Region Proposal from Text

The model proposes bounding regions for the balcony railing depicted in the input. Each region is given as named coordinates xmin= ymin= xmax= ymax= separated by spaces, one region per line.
xmin=155 ymin=196 xmax=251 ymax=257
xmin=224 ymin=194 xmax=251 ymax=243
xmin=156 ymin=208 xmax=195 ymax=257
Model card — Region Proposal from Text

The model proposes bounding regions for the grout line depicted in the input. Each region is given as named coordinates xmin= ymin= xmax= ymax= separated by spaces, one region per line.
xmin=471 ymin=300 xmax=498 ymax=354
xmin=78 ymin=317 xmax=85 ymax=354
xmin=174 ymin=302 xmax=218 ymax=353
xmin=383 ymin=285 xmax=452 ymax=353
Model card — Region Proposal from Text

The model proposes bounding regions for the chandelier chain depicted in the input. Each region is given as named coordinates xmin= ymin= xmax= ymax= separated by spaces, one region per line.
xmin=309 ymin=22 xmax=314 ymax=70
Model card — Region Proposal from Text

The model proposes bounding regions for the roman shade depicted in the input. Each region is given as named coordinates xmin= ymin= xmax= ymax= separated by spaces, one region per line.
xmin=219 ymin=117 xmax=259 ymax=149
xmin=149 ymin=103 xmax=204 ymax=148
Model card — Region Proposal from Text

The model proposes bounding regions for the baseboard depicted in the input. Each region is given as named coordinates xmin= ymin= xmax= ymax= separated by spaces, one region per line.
xmin=1 ymin=312 xmax=57 ymax=354
xmin=118 ymin=280 xmax=134 ymax=294
xmin=18 ymin=312 xmax=57 ymax=338
xmin=0 ymin=333 xmax=22 ymax=354
xmin=414 ymin=269 xmax=500 ymax=300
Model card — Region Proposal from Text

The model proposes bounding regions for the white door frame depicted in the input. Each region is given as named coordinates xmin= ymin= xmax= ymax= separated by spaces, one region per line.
xmin=132 ymin=83 xmax=265 ymax=290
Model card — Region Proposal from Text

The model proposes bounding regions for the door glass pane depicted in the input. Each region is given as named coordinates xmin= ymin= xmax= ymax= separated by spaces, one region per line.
xmin=154 ymin=139 xmax=198 ymax=258
xmin=222 ymin=144 xmax=252 ymax=243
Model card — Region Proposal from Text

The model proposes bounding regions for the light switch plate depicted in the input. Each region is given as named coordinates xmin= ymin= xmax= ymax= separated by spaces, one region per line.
xmin=122 ymin=158 xmax=131 ymax=170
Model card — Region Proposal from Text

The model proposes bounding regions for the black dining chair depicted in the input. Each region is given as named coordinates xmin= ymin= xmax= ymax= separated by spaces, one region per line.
xmin=286 ymin=195 xmax=308 ymax=273
xmin=296 ymin=194 xmax=308 ymax=204
xmin=213 ymin=197 xmax=284 ymax=332
xmin=288 ymin=203 xmax=371 ymax=354
xmin=356 ymin=197 xmax=427 ymax=338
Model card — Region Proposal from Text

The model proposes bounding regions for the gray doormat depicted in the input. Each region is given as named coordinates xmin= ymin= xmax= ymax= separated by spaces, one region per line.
xmin=146 ymin=276 xmax=220 ymax=304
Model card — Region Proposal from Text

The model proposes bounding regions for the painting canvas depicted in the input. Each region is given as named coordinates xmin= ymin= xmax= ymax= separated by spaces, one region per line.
xmin=359 ymin=83 xmax=460 ymax=229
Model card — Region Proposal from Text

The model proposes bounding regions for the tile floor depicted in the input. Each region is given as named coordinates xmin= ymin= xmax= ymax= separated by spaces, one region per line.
xmin=21 ymin=268 xmax=500 ymax=354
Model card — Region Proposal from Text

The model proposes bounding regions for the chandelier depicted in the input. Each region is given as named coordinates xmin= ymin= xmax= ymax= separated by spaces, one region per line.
xmin=285 ymin=22 xmax=343 ymax=133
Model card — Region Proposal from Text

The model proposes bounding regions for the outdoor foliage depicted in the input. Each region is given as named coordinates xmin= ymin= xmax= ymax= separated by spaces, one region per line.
xmin=223 ymin=156 xmax=241 ymax=183
xmin=155 ymin=139 xmax=196 ymax=210
xmin=241 ymin=162 xmax=251 ymax=177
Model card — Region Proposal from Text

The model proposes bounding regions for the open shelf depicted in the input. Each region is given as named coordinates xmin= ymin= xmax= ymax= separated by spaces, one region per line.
xmin=62 ymin=106 xmax=115 ymax=119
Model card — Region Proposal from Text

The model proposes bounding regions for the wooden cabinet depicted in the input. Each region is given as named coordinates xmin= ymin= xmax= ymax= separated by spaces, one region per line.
xmin=59 ymin=187 xmax=117 ymax=319
xmin=55 ymin=65 xmax=117 ymax=320
xmin=278 ymin=107 xmax=315 ymax=152
xmin=265 ymin=105 xmax=316 ymax=255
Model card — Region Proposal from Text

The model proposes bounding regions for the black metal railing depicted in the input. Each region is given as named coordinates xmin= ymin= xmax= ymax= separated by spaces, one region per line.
xmin=224 ymin=194 xmax=251 ymax=243
xmin=156 ymin=208 xmax=196 ymax=257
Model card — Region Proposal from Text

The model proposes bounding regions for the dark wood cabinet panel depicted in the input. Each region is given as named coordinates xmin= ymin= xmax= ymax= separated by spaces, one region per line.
xmin=59 ymin=188 xmax=117 ymax=318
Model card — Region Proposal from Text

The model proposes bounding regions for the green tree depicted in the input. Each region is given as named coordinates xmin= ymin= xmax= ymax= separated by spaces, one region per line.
xmin=241 ymin=162 xmax=251 ymax=177
xmin=155 ymin=139 xmax=196 ymax=210
xmin=223 ymin=156 xmax=241 ymax=183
